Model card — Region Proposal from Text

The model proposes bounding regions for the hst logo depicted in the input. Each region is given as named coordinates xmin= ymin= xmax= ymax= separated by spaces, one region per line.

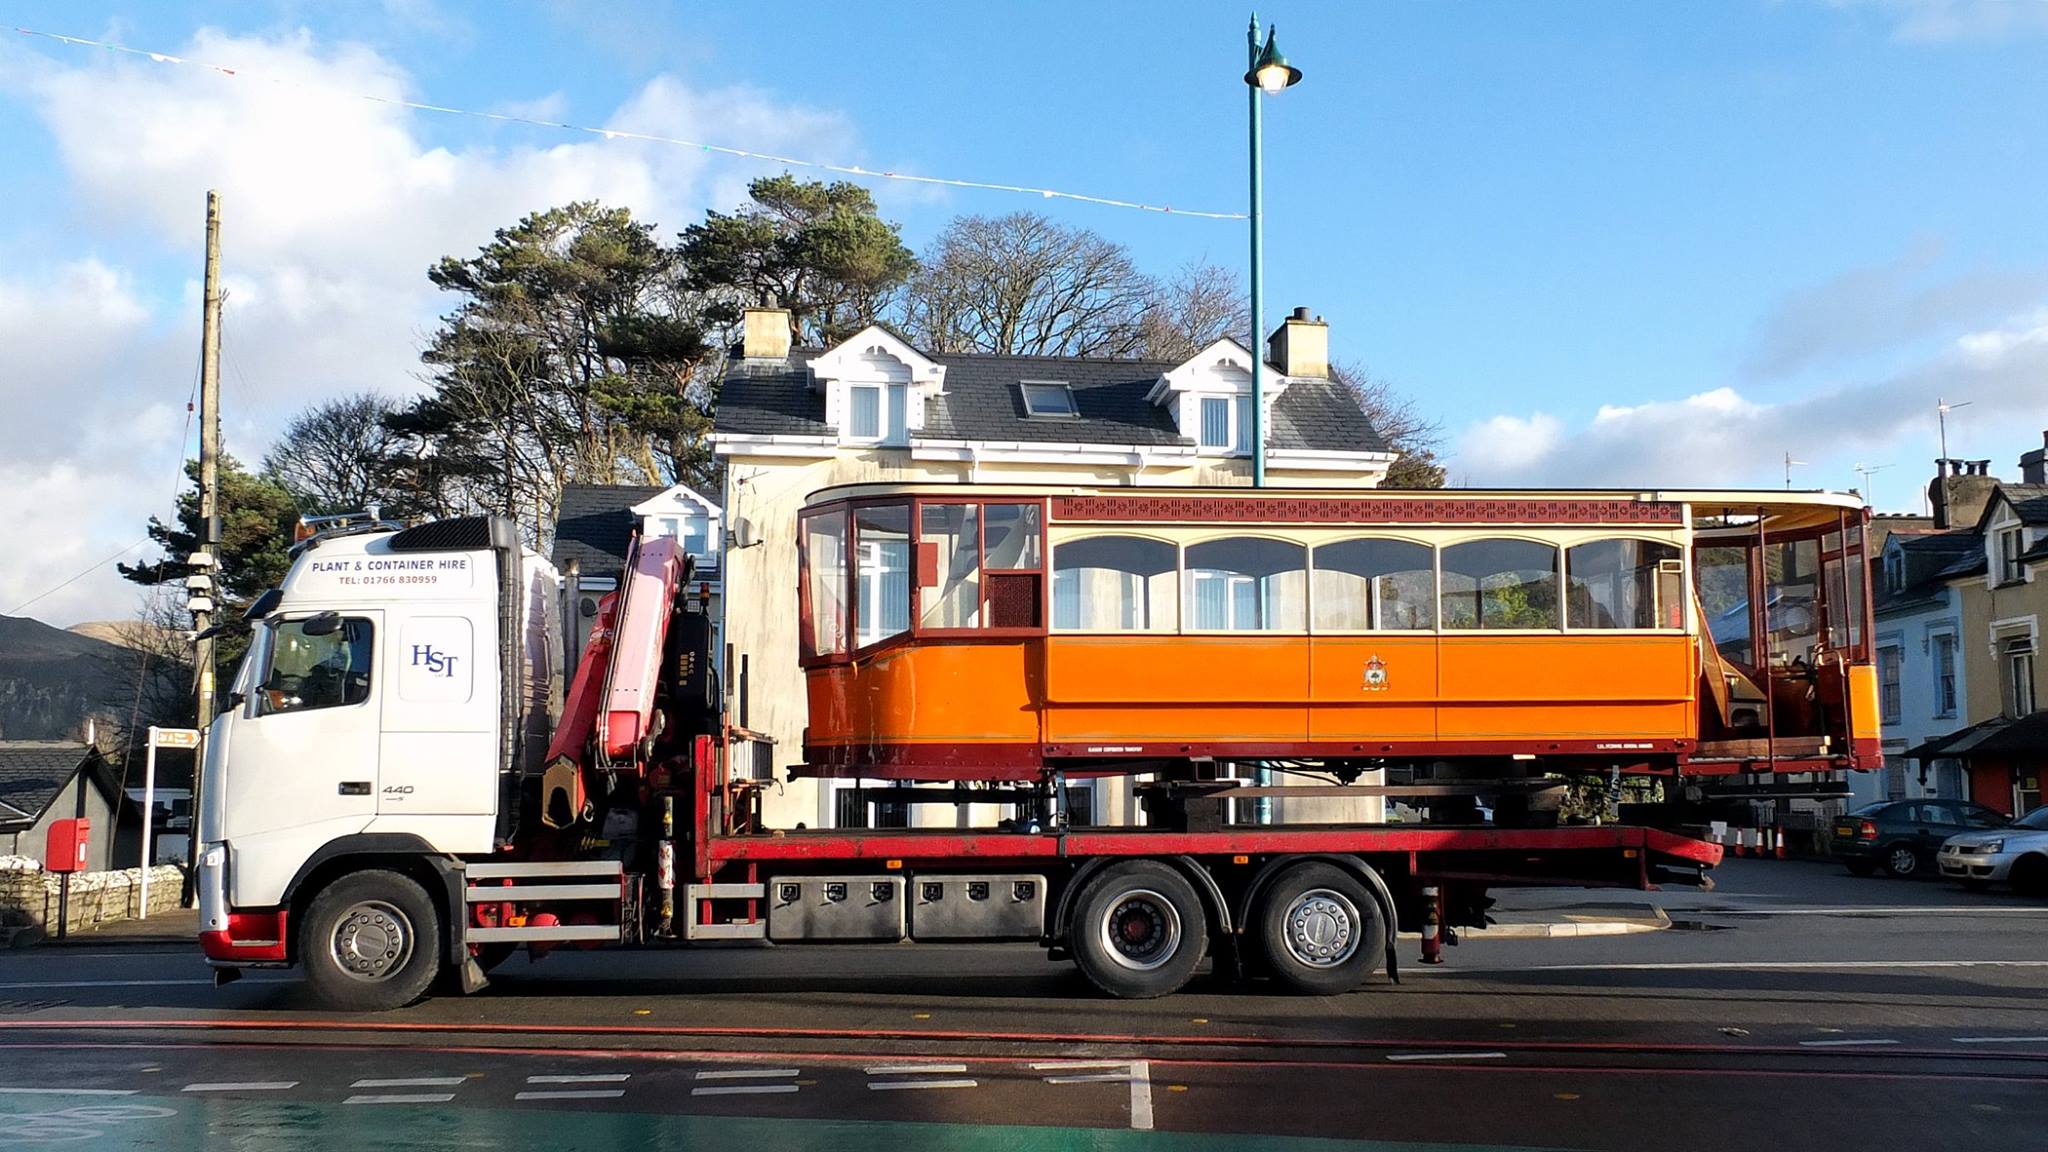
xmin=410 ymin=644 xmax=460 ymax=678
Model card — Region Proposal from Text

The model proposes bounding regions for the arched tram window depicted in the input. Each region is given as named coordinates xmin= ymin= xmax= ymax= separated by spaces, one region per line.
xmin=1184 ymin=537 xmax=1306 ymax=632
xmin=1312 ymin=538 xmax=1435 ymax=631
xmin=1052 ymin=536 xmax=1178 ymax=632
xmin=1441 ymin=539 xmax=1561 ymax=630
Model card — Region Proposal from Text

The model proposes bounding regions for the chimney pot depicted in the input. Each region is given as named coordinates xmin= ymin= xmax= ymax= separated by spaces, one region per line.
xmin=1290 ymin=306 xmax=1311 ymax=321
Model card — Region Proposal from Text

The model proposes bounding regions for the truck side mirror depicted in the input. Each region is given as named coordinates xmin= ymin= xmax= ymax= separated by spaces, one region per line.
xmin=301 ymin=611 xmax=343 ymax=637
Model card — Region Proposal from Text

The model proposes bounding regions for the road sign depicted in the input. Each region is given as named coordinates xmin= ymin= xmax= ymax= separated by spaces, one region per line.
xmin=150 ymin=727 xmax=201 ymax=750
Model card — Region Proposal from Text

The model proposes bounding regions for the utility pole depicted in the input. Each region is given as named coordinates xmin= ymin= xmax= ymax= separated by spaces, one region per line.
xmin=186 ymin=190 xmax=223 ymax=904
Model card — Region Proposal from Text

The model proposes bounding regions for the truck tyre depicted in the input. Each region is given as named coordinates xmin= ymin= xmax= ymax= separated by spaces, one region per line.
xmin=1256 ymin=863 xmax=1384 ymax=995
xmin=1068 ymin=861 xmax=1208 ymax=999
xmin=301 ymin=870 xmax=443 ymax=1012
xmin=2013 ymin=855 xmax=2048 ymax=899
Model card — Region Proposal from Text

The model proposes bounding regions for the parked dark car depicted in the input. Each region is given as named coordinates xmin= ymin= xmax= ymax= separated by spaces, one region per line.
xmin=1833 ymin=799 xmax=2008 ymax=877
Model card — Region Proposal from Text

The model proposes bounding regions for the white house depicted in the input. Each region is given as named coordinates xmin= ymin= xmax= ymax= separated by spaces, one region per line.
xmin=710 ymin=306 xmax=1400 ymax=831
xmin=1866 ymin=527 xmax=1980 ymax=806
xmin=550 ymin=482 xmax=724 ymax=680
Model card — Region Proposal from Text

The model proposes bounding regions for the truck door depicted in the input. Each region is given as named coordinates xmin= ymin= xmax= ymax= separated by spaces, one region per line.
xmin=220 ymin=611 xmax=382 ymax=906
xmin=375 ymin=606 xmax=498 ymax=842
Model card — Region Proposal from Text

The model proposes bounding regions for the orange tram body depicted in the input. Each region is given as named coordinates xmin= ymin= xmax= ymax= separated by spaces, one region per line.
xmin=796 ymin=483 xmax=1881 ymax=808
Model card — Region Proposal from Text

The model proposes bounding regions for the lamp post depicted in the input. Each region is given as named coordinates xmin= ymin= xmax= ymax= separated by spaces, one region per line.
xmin=1246 ymin=14 xmax=1302 ymax=489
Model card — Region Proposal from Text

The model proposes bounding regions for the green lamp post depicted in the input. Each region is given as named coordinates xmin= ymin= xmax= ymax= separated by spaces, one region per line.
xmin=1246 ymin=15 xmax=1301 ymax=489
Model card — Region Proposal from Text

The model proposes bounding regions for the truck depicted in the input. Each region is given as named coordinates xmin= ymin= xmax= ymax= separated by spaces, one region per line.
xmin=197 ymin=496 xmax=1752 ymax=1011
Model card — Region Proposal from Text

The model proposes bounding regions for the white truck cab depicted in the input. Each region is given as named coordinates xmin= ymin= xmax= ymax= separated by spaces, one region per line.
xmin=196 ymin=516 xmax=557 ymax=1002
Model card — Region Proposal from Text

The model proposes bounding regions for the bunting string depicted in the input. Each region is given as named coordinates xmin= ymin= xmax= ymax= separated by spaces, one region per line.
xmin=12 ymin=26 xmax=1246 ymax=220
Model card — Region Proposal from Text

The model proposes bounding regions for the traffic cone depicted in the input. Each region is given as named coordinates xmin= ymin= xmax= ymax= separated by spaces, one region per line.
xmin=1774 ymin=827 xmax=1787 ymax=860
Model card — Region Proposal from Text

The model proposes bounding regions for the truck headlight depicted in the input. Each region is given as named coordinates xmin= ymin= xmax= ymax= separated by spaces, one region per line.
xmin=201 ymin=844 xmax=226 ymax=869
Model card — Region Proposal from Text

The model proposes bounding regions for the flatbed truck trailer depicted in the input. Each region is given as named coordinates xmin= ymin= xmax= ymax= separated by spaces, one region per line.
xmin=197 ymin=513 xmax=1723 ymax=1011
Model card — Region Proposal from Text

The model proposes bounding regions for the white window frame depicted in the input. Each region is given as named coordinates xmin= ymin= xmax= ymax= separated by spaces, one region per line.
xmin=1877 ymin=643 xmax=1903 ymax=724
xmin=1996 ymin=523 xmax=2026 ymax=585
xmin=841 ymin=381 xmax=909 ymax=447
xmin=1193 ymin=394 xmax=1253 ymax=455
xmin=1931 ymin=629 xmax=1958 ymax=718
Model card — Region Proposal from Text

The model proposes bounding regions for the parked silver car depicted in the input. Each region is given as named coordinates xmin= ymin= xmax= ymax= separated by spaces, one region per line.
xmin=1937 ymin=807 xmax=2048 ymax=896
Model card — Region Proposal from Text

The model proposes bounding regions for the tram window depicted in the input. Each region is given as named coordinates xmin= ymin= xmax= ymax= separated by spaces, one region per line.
xmin=1052 ymin=536 xmax=1178 ymax=631
xmin=801 ymin=509 xmax=849 ymax=657
xmin=984 ymin=504 xmax=1042 ymax=570
xmin=1311 ymin=539 xmax=1435 ymax=631
xmin=1826 ymin=523 xmax=1865 ymax=651
xmin=1764 ymin=538 xmax=1821 ymax=666
xmin=1441 ymin=539 xmax=1561 ymax=630
xmin=919 ymin=503 xmax=981 ymax=629
xmin=855 ymin=504 xmax=911 ymax=647
xmin=1185 ymin=537 xmax=1307 ymax=632
xmin=1566 ymin=539 xmax=1683 ymax=630
xmin=1694 ymin=545 xmax=1754 ymax=665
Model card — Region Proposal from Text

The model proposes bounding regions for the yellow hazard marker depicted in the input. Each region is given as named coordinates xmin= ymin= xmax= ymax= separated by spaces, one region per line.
xmin=1190 ymin=1018 xmax=1208 ymax=1025
xmin=1554 ymin=1093 xmax=1580 ymax=1102
xmin=633 ymin=1009 xmax=652 ymax=1016
xmin=1167 ymin=1085 xmax=1188 ymax=1093
xmin=913 ymin=1012 xmax=931 ymax=1020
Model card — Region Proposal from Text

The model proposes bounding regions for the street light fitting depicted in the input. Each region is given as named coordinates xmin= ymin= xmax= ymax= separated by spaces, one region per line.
xmin=1246 ymin=28 xmax=1301 ymax=93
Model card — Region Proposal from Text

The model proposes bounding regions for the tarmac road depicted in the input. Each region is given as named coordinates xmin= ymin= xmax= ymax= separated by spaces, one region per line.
xmin=0 ymin=858 xmax=2042 ymax=1150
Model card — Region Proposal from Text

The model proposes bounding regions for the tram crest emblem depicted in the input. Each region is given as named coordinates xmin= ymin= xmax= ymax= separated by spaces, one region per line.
xmin=1363 ymin=655 xmax=1390 ymax=691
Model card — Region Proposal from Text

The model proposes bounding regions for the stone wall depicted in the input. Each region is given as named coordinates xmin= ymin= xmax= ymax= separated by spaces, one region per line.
xmin=0 ymin=861 xmax=186 ymax=936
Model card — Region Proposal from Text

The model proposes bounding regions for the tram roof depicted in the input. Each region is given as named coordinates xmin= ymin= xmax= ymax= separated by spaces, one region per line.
xmin=803 ymin=482 xmax=1865 ymax=532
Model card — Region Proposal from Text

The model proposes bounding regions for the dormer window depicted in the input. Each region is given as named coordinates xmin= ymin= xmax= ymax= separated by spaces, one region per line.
xmin=1997 ymin=525 xmax=2025 ymax=585
xmin=846 ymin=382 xmax=908 ymax=444
xmin=1020 ymin=381 xmax=1078 ymax=418
xmin=1198 ymin=396 xmax=1251 ymax=453
xmin=1884 ymin=550 xmax=1904 ymax=594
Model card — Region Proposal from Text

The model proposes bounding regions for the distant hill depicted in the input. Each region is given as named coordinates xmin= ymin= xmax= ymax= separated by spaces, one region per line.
xmin=67 ymin=620 xmax=179 ymax=651
xmin=0 ymin=615 xmax=127 ymax=741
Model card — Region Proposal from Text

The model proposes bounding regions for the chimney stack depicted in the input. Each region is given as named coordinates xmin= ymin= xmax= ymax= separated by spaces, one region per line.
xmin=1927 ymin=458 xmax=1999 ymax=530
xmin=741 ymin=307 xmax=793 ymax=360
xmin=1267 ymin=306 xmax=1329 ymax=379
xmin=2021 ymin=431 xmax=2048 ymax=485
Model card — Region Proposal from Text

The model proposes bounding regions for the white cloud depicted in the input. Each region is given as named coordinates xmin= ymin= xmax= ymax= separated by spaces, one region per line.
xmin=1453 ymin=310 xmax=2048 ymax=501
xmin=1825 ymin=0 xmax=2048 ymax=42
xmin=0 ymin=27 xmax=860 ymax=625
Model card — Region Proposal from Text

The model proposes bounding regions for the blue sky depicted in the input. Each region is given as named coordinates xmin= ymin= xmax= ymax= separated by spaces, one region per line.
xmin=2 ymin=0 xmax=2046 ymax=624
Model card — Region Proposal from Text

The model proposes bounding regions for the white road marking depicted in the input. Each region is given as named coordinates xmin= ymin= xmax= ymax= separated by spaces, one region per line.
xmin=516 ymin=1089 xmax=627 ymax=1101
xmin=0 ymin=1087 xmax=137 ymax=1096
xmin=1954 ymin=1036 xmax=2048 ymax=1045
xmin=350 ymin=1077 xmax=465 ymax=1088
xmin=868 ymin=1079 xmax=978 ymax=1091
xmin=1385 ymin=1051 xmax=1509 ymax=1062
xmin=1699 ymin=906 xmax=2048 ymax=916
xmin=183 ymin=1081 xmax=298 ymax=1092
xmin=1035 ymin=1059 xmax=1152 ymax=1131
xmin=344 ymin=1093 xmax=457 ymax=1104
xmin=1798 ymin=1038 xmax=1900 ymax=1048
xmin=0 ymin=978 xmax=287 ymax=990
xmin=865 ymin=1064 xmax=969 ymax=1075
xmin=693 ymin=1068 xmax=798 ymax=1080
xmin=526 ymin=1074 xmax=632 ymax=1084
xmin=690 ymin=1084 xmax=800 ymax=1097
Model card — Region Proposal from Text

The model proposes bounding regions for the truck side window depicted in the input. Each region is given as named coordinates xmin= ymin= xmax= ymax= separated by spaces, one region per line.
xmin=257 ymin=618 xmax=374 ymax=716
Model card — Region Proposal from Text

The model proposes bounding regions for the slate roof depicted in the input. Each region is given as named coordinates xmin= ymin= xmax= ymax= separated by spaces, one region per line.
xmin=2002 ymin=484 xmax=2048 ymax=526
xmin=551 ymin=484 xmax=667 ymax=579
xmin=0 ymin=742 xmax=111 ymax=830
xmin=715 ymin=349 xmax=1391 ymax=455
xmin=1875 ymin=531 xmax=1984 ymax=614
xmin=1907 ymin=712 xmax=2048 ymax=761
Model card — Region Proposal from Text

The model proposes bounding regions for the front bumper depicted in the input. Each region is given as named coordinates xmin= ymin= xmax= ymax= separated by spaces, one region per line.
xmin=196 ymin=839 xmax=290 ymax=966
xmin=1937 ymin=847 xmax=2017 ymax=883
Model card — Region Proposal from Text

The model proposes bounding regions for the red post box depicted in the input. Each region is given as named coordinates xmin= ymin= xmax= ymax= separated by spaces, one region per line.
xmin=45 ymin=818 xmax=89 ymax=874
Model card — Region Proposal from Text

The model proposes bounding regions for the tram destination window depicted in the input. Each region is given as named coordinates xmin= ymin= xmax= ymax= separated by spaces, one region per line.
xmin=1566 ymin=539 xmax=1683 ymax=629
xmin=1441 ymin=539 xmax=1561 ymax=630
xmin=1052 ymin=535 xmax=1178 ymax=631
xmin=1184 ymin=537 xmax=1307 ymax=632
xmin=1312 ymin=538 xmax=1435 ymax=630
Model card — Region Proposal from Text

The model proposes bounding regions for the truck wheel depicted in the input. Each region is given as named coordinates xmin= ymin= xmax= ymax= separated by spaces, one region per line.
xmin=2013 ymin=855 xmax=2048 ymax=899
xmin=1068 ymin=861 xmax=1208 ymax=999
xmin=1256 ymin=863 xmax=1384 ymax=995
xmin=301 ymin=870 xmax=443 ymax=1012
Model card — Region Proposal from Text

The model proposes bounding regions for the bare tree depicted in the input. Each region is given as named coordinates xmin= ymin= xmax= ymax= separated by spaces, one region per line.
xmin=1137 ymin=261 xmax=1247 ymax=362
xmin=1331 ymin=360 xmax=1448 ymax=489
xmin=902 ymin=213 xmax=1154 ymax=357
xmin=262 ymin=392 xmax=410 ymax=516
